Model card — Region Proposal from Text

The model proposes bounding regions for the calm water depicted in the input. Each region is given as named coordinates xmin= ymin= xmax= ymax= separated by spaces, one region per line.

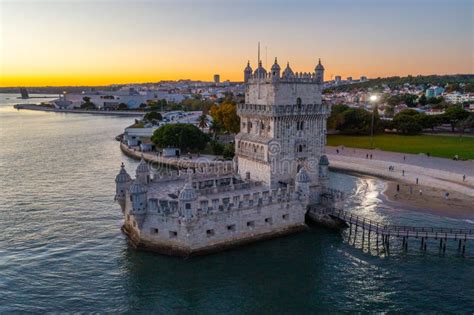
xmin=0 ymin=94 xmax=473 ymax=313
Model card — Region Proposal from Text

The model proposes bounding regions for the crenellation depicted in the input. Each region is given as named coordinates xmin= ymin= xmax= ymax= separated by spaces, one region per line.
xmin=115 ymin=57 xmax=344 ymax=256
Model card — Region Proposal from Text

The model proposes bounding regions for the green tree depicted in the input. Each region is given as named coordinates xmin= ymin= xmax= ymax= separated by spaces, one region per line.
xmin=393 ymin=114 xmax=422 ymax=134
xmin=143 ymin=111 xmax=162 ymax=122
xmin=210 ymin=140 xmax=224 ymax=155
xmin=444 ymin=106 xmax=470 ymax=132
xmin=327 ymin=104 xmax=349 ymax=130
xmin=418 ymin=94 xmax=427 ymax=106
xmin=222 ymin=143 xmax=235 ymax=160
xmin=338 ymin=108 xmax=372 ymax=135
xmin=384 ymin=105 xmax=395 ymax=118
xmin=118 ymin=103 xmax=128 ymax=110
xmin=197 ymin=114 xmax=209 ymax=130
xmin=151 ymin=124 xmax=209 ymax=152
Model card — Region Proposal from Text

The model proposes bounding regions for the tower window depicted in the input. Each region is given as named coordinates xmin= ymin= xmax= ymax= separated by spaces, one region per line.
xmin=151 ymin=228 xmax=159 ymax=234
xmin=265 ymin=217 xmax=273 ymax=225
xmin=296 ymin=97 xmax=302 ymax=106
xmin=227 ymin=224 xmax=236 ymax=232
xmin=206 ymin=229 xmax=215 ymax=237
xmin=282 ymin=214 xmax=289 ymax=220
xmin=247 ymin=221 xmax=255 ymax=228
xmin=169 ymin=231 xmax=178 ymax=238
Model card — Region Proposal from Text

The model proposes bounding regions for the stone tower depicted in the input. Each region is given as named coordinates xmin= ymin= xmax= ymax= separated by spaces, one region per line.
xmin=236 ymin=58 xmax=329 ymax=193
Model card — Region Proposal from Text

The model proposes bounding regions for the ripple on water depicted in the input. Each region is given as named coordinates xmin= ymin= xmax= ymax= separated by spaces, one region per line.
xmin=1 ymin=96 xmax=474 ymax=312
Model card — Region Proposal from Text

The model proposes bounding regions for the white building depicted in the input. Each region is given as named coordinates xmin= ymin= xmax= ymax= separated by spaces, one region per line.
xmin=115 ymin=57 xmax=342 ymax=256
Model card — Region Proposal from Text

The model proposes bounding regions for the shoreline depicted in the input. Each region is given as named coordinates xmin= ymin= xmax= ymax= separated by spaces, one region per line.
xmin=330 ymin=167 xmax=474 ymax=220
xmin=120 ymin=142 xmax=233 ymax=170
xmin=13 ymin=104 xmax=145 ymax=117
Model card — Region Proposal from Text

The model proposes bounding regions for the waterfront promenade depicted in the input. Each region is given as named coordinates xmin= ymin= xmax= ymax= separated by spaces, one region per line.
xmin=120 ymin=142 xmax=233 ymax=170
xmin=14 ymin=104 xmax=145 ymax=117
xmin=326 ymin=146 xmax=474 ymax=198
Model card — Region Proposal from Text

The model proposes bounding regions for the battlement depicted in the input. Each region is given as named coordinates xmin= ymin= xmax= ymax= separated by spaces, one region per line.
xmin=237 ymin=103 xmax=330 ymax=117
xmin=247 ymin=72 xmax=320 ymax=84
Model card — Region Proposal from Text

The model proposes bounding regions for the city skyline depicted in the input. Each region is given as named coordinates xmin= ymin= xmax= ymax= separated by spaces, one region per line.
xmin=1 ymin=0 xmax=473 ymax=87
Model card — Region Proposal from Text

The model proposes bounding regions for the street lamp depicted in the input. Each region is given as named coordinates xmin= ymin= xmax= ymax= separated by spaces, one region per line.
xmin=369 ymin=95 xmax=378 ymax=149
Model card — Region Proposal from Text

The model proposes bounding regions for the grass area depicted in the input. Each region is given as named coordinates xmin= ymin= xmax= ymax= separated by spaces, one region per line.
xmin=327 ymin=134 xmax=474 ymax=160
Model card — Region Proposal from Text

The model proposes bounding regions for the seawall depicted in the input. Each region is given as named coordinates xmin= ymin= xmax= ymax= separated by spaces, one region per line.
xmin=14 ymin=104 xmax=145 ymax=117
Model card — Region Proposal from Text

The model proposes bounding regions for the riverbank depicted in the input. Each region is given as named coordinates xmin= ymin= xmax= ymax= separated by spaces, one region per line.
xmin=327 ymin=146 xmax=474 ymax=218
xmin=120 ymin=142 xmax=233 ymax=170
xmin=14 ymin=104 xmax=144 ymax=117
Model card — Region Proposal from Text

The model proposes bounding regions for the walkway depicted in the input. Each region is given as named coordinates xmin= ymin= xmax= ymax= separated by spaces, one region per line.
xmin=326 ymin=146 xmax=474 ymax=197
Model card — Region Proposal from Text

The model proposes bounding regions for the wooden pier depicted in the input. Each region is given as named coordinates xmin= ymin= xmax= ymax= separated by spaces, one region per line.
xmin=316 ymin=208 xmax=473 ymax=256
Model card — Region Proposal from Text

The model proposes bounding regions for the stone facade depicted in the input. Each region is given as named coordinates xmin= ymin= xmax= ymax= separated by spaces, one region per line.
xmin=115 ymin=57 xmax=342 ymax=256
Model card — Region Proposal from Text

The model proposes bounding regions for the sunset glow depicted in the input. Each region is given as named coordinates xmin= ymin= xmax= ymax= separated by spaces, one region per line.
xmin=1 ymin=0 xmax=472 ymax=87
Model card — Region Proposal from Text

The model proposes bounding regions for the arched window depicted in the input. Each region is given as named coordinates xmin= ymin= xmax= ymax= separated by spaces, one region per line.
xmin=298 ymin=145 xmax=303 ymax=152
xmin=296 ymin=97 xmax=302 ymax=107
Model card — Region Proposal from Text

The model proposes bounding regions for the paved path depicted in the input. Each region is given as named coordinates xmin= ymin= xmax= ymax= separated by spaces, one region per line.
xmin=121 ymin=142 xmax=233 ymax=170
xmin=326 ymin=146 xmax=474 ymax=197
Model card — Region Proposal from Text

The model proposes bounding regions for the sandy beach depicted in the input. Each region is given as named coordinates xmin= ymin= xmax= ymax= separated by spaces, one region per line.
xmin=326 ymin=146 xmax=474 ymax=219
xmin=383 ymin=181 xmax=474 ymax=220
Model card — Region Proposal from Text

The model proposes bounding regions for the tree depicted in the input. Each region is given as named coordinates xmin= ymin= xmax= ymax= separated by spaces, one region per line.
xmin=392 ymin=114 xmax=422 ymax=134
xmin=418 ymin=94 xmax=427 ymax=106
xmin=457 ymin=115 xmax=474 ymax=133
xmin=81 ymin=96 xmax=97 ymax=110
xmin=151 ymin=124 xmax=209 ymax=152
xmin=143 ymin=111 xmax=162 ymax=122
xmin=118 ymin=103 xmax=128 ymax=110
xmin=210 ymin=140 xmax=224 ymax=155
xmin=384 ymin=105 xmax=395 ymax=118
xmin=391 ymin=109 xmax=427 ymax=134
xmin=197 ymin=114 xmax=209 ymax=130
xmin=82 ymin=96 xmax=91 ymax=103
xmin=337 ymin=108 xmax=373 ymax=135
xmin=327 ymin=104 xmax=349 ymax=130
xmin=222 ymin=143 xmax=235 ymax=160
xmin=210 ymin=102 xmax=240 ymax=134
xmin=444 ymin=106 xmax=470 ymax=132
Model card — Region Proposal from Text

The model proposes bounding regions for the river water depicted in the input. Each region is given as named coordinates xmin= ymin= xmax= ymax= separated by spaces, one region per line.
xmin=0 ymin=94 xmax=473 ymax=312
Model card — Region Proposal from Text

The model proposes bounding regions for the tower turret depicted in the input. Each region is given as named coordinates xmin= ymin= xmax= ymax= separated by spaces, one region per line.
xmin=244 ymin=61 xmax=253 ymax=83
xmin=129 ymin=181 xmax=148 ymax=214
xmin=282 ymin=62 xmax=294 ymax=79
xmin=315 ymin=58 xmax=325 ymax=84
xmin=254 ymin=60 xmax=267 ymax=79
xmin=295 ymin=167 xmax=311 ymax=202
xmin=115 ymin=162 xmax=132 ymax=210
xmin=318 ymin=155 xmax=329 ymax=187
xmin=136 ymin=155 xmax=150 ymax=185
xmin=178 ymin=173 xmax=198 ymax=220
xmin=270 ymin=57 xmax=281 ymax=80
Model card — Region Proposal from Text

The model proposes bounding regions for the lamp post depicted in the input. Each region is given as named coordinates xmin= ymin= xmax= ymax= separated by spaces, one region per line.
xmin=369 ymin=95 xmax=378 ymax=149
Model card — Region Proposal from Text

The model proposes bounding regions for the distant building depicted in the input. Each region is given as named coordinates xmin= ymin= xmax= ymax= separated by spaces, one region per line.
xmin=335 ymin=76 xmax=342 ymax=85
xmin=20 ymin=88 xmax=29 ymax=99
xmin=214 ymin=74 xmax=220 ymax=84
xmin=347 ymin=76 xmax=352 ymax=82
xmin=360 ymin=76 xmax=367 ymax=82
xmin=425 ymin=86 xmax=444 ymax=98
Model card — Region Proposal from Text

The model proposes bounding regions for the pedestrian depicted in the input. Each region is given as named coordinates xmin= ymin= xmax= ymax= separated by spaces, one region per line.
xmin=402 ymin=170 xmax=405 ymax=176
xmin=427 ymin=152 xmax=430 ymax=157
xmin=370 ymin=154 xmax=373 ymax=159
xmin=463 ymin=175 xmax=466 ymax=182
xmin=403 ymin=155 xmax=406 ymax=161
xmin=336 ymin=149 xmax=339 ymax=154
xmin=366 ymin=153 xmax=369 ymax=159
xmin=416 ymin=177 xmax=419 ymax=185
xmin=445 ymin=192 xmax=449 ymax=200
xmin=397 ymin=184 xmax=400 ymax=192
xmin=419 ymin=189 xmax=423 ymax=195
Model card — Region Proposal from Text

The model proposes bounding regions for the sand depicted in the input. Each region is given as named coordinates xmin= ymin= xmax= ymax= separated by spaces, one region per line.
xmin=384 ymin=181 xmax=474 ymax=219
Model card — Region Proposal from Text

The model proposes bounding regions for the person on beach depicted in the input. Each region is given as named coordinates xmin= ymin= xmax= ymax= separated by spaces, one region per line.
xmin=416 ymin=178 xmax=419 ymax=185
xmin=463 ymin=175 xmax=466 ymax=182
xmin=336 ymin=149 xmax=339 ymax=154
xmin=419 ymin=189 xmax=423 ymax=195
xmin=445 ymin=192 xmax=450 ymax=200
xmin=366 ymin=154 xmax=369 ymax=159
xmin=402 ymin=170 xmax=405 ymax=176
xmin=397 ymin=184 xmax=400 ymax=192
xmin=370 ymin=154 xmax=373 ymax=159
xmin=403 ymin=155 xmax=406 ymax=161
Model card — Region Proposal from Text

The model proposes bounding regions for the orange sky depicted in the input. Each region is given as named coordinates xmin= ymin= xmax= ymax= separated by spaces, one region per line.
xmin=1 ymin=0 xmax=472 ymax=87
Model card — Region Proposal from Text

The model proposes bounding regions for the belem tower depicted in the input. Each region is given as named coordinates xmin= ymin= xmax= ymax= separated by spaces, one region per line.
xmin=115 ymin=58 xmax=343 ymax=256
